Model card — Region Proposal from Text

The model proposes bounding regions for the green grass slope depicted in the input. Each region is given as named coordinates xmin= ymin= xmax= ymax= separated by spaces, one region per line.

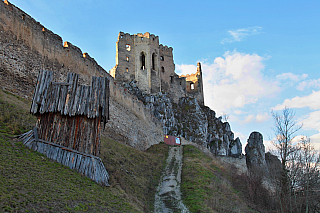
xmin=1 ymin=88 xmax=263 ymax=213
xmin=0 ymin=89 xmax=168 ymax=213
xmin=181 ymin=145 xmax=256 ymax=213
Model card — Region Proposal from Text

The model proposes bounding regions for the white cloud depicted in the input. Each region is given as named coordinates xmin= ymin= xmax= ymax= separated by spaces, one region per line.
xmin=176 ymin=64 xmax=197 ymax=76
xmin=221 ymin=26 xmax=262 ymax=44
xmin=310 ymin=133 xmax=320 ymax=150
xmin=264 ymin=140 xmax=275 ymax=152
xmin=244 ymin=114 xmax=255 ymax=124
xmin=196 ymin=51 xmax=280 ymax=115
xmin=302 ymin=110 xmax=320 ymax=131
xmin=234 ymin=131 xmax=247 ymax=142
xmin=234 ymin=109 xmax=244 ymax=115
xmin=297 ymin=78 xmax=320 ymax=91
xmin=273 ymin=90 xmax=320 ymax=110
xmin=276 ymin=73 xmax=308 ymax=82
xmin=256 ymin=113 xmax=270 ymax=123
xmin=243 ymin=113 xmax=269 ymax=124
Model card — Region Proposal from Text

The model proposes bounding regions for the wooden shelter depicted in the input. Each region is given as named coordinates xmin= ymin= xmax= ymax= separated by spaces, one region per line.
xmin=20 ymin=70 xmax=110 ymax=186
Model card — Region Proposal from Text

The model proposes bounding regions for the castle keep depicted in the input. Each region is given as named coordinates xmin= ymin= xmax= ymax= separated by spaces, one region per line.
xmin=110 ymin=32 xmax=204 ymax=105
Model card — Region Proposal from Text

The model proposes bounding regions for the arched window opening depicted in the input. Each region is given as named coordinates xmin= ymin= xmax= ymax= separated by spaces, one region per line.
xmin=191 ymin=83 xmax=195 ymax=90
xmin=160 ymin=56 xmax=164 ymax=61
xmin=126 ymin=68 xmax=129 ymax=72
xmin=161 ymin=66 xmax=165 ymax=73
xmin=126 ymin=44 xmax=131 ymax=51
xmin=126 ymin=57 xmax=129 ymax=62
xmin=152 ymin=53 xmax=156 ymax=70
xmin=170 ymin=76 xmax=173 ymax=83
xmin=140 ymin=52 xmax=145 ymax=70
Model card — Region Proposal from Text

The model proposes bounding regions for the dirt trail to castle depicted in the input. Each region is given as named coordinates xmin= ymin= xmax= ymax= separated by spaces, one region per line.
xmin=154 ymin=146 xmax=190 ymax=213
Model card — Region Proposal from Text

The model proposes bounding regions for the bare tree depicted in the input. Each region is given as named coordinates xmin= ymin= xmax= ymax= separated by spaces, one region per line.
xmin=288 ymin=137 xmax=320 ymax=212
xmin=271 ymin=107 xmax=302 ymax=212
xmin=271 ymin=107 xmax=320 ymax=212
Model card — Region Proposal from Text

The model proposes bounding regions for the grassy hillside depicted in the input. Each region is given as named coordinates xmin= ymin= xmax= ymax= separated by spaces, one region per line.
xmin=0 ymin=89 xmax=168 ymax=212
xmin=1 ymin=88 xmax=264 ymax=213
xmin=181 ymin=145 xmax=256 ymax=213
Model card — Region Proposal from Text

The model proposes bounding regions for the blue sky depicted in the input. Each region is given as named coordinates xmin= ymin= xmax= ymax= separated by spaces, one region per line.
xmin=8 ymin=0 xmax=320 ymax=151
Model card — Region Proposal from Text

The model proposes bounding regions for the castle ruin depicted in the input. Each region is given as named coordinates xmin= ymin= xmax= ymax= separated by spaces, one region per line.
xmin=110 ymin=32 xmax=204 ymax=105
xmin=0 ymin=0 xmax=241 ymax=157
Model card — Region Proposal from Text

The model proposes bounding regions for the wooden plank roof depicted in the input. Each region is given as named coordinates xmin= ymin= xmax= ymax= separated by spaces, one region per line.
xmin=30 ymin=70 xmax=109 ymax=124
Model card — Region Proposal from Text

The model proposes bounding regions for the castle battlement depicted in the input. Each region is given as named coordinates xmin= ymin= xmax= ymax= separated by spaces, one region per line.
xmin=111 ymin=31 xmax=204 ymax=105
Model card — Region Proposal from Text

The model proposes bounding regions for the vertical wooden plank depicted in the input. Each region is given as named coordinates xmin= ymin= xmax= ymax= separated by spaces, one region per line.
xmin=44 ymin=84 xmax=54 ymax=113
xmin=80 ymin=86 xmax=88 ymax=115
xmin=39 ymin=71 xmax=53 ymax=114
xmin=93 ymin=77 xmax=100 ymax=118
xmin=76 ymin=86 xmax=84 ymax=115
xmin=57 ymin=85 xmax=64 ymax=112
xmin=52 ymin=85 xmax=61 ymax=112
xmin=71 ymin=85 xmax=81 ymax=116
xmin=75 ymin=154 xmax=82 ymax=170
xmin=69 ymin=117 xmax=76 ymax=149
xmin=64 ymin=73 xmax=79 ymax=116
xmin=36 ymin=70 xmax=47 ymax=105
xmin=30 ymin=70 xmax=43 ymax=114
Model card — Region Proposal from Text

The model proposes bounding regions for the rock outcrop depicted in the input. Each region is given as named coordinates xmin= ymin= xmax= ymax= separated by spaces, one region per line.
xmin=229 ymin=137 xmax=242 ymax=157
xmin=124 ymin=81 xmax=242 ymax=157
xmin=265 ymin=152 xmax=282 ymax=178
xmin=245 ymin=132 xmax=267 ymax=170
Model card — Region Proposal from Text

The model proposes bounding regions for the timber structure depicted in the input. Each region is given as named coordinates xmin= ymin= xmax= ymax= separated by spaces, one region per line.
xmin=20 ymin=70 xmax=110 ymax=186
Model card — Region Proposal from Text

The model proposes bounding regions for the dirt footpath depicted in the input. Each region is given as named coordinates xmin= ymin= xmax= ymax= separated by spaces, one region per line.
xmin=154 ymin=146 xmax=189 ymax=213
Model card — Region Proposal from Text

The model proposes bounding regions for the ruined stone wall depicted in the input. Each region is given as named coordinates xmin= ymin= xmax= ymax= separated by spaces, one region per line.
xmin=0 ymin=0 xmax=163 ymax=150
xmin=110 ymin=32 xmax=136 ymax=83
xmin=166 ymin=75 xmax=186 ymax=103
xmin=159 ymin=44 xmax=175 ymax=93
xmin=113 ymin=32 xmax=177 ymax=95
xmin=112 ymin=31 xmax=204 ymax=106
xmin=112 ymin=32 xmax=162 ymax=94
xmin=180 ymin=62 xmax=204 ymax=105
xmin=105 ymin=81 xmax=163 ymax=150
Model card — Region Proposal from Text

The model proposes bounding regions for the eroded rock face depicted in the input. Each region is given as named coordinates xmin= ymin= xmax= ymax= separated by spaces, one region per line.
xmin=245 ymin=132 xmax=267 ymax=169
xmin=229 ymin=137 xmax=242 ymax=157
xmin=265 ymin=152 xmax=282 ymax=178
xmin=123 ymin=81 xmax=242 ymax=157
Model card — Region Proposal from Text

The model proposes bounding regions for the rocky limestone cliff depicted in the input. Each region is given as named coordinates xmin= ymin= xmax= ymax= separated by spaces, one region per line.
xmin=124 ymin=81 xmax=242 ymax=157
xmin=245 ymin=132 xmax=267 ymax=170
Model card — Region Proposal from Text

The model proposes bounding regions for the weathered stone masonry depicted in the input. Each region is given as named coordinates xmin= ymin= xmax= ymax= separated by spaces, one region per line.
xmin=0 ymin=0 xmax=163 ymax=150
xmin=110 ymin=32 xmax=204 ymax=105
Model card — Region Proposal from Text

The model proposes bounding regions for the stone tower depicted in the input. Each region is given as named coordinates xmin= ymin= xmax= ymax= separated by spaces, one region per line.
xmin=110 ymin=32 xmax=175 ymax=94
xmin=110 ymin=31 xmax=205 ymax=105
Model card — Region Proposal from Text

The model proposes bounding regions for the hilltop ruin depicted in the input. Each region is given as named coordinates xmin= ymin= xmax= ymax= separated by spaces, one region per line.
xmin=0 ymin=0 xmax=241 ymax=157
